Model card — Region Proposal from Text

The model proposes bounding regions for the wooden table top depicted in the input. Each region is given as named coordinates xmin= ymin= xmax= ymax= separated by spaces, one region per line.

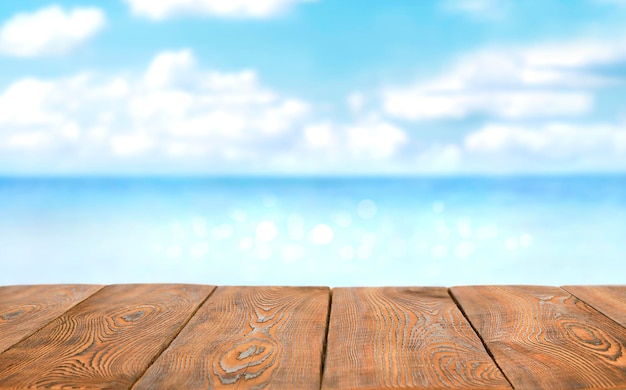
xmin=0 ymin=284 xmax=625 ymax=389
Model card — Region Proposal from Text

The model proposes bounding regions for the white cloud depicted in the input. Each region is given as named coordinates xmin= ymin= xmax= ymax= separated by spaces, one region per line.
xmin=130 ymin=90 xmax=194 ymax=122
xmin=347 ymin=92 xmax=366 ymax=112
xmin=441 ymin=49 xmax=622 ymax=89
xmin=144 ymin=49 xmax=196 ymax=89
xmin=346 ymin=120 xmax=408 ymax=159
xmin=304 ymin=122 xmax=334 ymax=148
xmin=0 ymin=6 xmax=105 ymax=57
xmin=124 ymin=0 xmax=315 ymax=20
xmin=441 ymin=0 xmax=512 ymax=20
xmin=299 ymin=117 xmax=408 ymax=161
xmin=0 ymin=49 xmax=315 ymax=170
xmin=0 ymin=47 xmax=413 ymax=173
xmin=0 ymin=79 xmax=59 ymax=125
xmin=130 ymin=50 xmax=310 ymax=145
xmin=382 ymin=34 xmax=626 ymax=122
xmin=385 ymin=91 xmax=592 ymax=121
xmin=523 ymin=40 xmax=626 ymax=69
xmin=465 ymin=123 xmax=626 ymax=160
xmin=6 ymin=132 xmax=49 ymax=150
xmin=257 ymin=99 xmax=309 ymax=135
xmin=414 ymin=144 xmax=463 ymax=172
xmin=110 ymin=133 xmax=154 ymax=156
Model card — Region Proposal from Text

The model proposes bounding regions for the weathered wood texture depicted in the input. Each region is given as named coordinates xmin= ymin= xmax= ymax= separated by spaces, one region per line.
xmin=322 ymin=287 xmax=511 ymax=390
xmin=451 ymin=285 xmax=626 ymax=390
xmin=0 ymin=284 xmax=214 ymax=389
xmin=0 ymin=284 xmax=101 ymax=354
xmin=563 ymin=285 xmax=626 ymax=328
xmin=2 ymin=284 xmax=626 ymax=389
xmin=133 ymin=286 xmax=330 ymax=389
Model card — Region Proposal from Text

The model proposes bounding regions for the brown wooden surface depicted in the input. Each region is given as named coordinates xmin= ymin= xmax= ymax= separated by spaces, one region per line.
xmin=563 ymin=285 xmax=626 ymax=328
xmin=451 ymin=285 xmax=626 ymax=390
xmin=133 ymin=286 xmax=330 ymax=389
xmin=1 ymin=284 xmax=626 ymax=389
xmin=322 ymin=287 xmax=511 ymax=390
xmin=0 ymin=284 xmax=214 ymax=389
xmin=0 ymin=284 xmax=102 ymax=354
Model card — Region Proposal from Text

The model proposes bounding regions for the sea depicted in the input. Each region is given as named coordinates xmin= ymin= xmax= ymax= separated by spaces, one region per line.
xmin=1 ymin=175 xmax=625 ymax=287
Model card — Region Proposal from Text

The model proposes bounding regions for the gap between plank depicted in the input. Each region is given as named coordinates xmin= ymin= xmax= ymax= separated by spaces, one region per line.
xmin=447 ymin=288 xmax=515 ymax=390
xmin=128 ymin=285 xmax=219 ymax=390
xmin=0 ymin=284 xmax=106 ymax=356
xmin=319 ymin=288 xmax=333 ymax=390
xmin=560 ymin=286 xmax=626 ymax=333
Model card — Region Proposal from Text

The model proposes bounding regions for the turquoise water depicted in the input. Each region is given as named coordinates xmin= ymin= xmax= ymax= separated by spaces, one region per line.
xmin=1 ymin=176 xmax=625 ymax=286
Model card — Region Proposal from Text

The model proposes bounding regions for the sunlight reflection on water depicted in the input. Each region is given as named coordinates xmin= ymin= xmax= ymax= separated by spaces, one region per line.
xmin=156 ymin=193 xmax=535 ymax=277
xmin=1 ymin=176 xmax=625 ymax=286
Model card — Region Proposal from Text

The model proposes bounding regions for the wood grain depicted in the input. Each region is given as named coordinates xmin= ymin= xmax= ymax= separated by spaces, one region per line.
xmin=563 ymin=285 xmax=626 ymax=328
xmin=0 ymin=284 xmax=102 ymax=354
xmin=451 ymin=285 xmax=626 ymax=389
xmin=133 ymin=286 xmax=330 ymax=390
xmin=321 ymin=287 xmax=510 ymax=389
xmin=0 ymin=283 xmax=214 ymax=389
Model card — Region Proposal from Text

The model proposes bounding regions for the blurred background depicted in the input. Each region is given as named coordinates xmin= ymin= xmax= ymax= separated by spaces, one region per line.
xmin=1 ymin=0 xmax=625 ymax=286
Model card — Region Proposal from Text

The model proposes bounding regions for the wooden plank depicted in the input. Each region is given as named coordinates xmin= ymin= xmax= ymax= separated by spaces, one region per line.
xmin=451 ymin=285 xmax=626 ymax=390
xmin=563 ymin=285 xmax=626 ymax=328
xmin=0 ymin=283 xmax=214 ymax=389
xmin=0 ymin=284 xmax=102 ymax=354
xmin=133 ymin=286 xmax=330 ymax=390
xmin=321 ymin=287 xmax=510 ymax=390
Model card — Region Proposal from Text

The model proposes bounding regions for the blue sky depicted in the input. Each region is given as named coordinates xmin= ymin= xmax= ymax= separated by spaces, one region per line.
xmin=0 ymin=0 xmax=625 ymax=175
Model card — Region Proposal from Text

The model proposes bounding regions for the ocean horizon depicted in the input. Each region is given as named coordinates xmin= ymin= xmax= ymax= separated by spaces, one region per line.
xmin=2 ymin=1 xmax=626 ymax=289
xmin=1 ymin=174 xmax=625 ymax=287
